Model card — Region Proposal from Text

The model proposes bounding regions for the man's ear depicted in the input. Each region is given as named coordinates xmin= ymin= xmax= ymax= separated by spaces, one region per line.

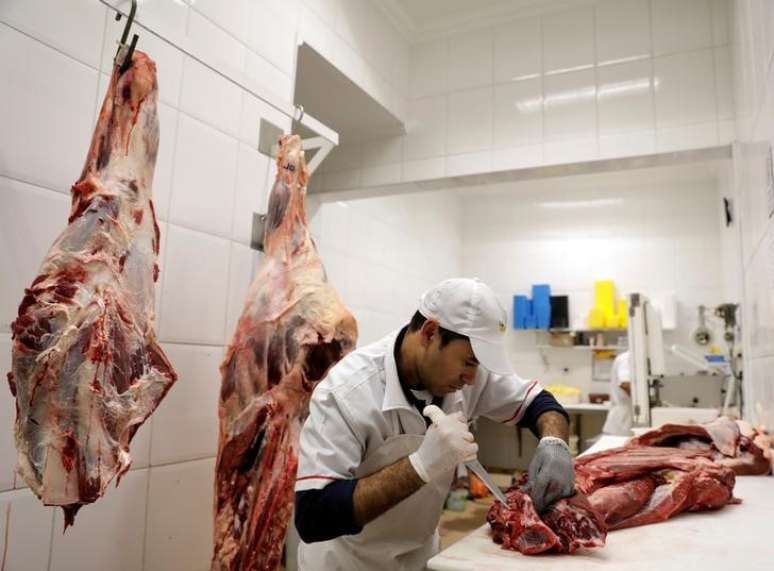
xmin=419 ymin=319 xmax=439 ymax=348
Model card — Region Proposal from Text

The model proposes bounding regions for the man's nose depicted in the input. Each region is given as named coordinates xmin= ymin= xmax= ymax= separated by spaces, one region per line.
xmin=461 ymin=370 xmax=476 ymax=385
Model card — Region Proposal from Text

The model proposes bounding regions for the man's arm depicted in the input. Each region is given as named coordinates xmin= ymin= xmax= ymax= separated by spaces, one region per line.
xmin=295 ymin=457 xmax=426 ymax=543
xmin=352 ymin=456 xmax=425 ymax=527
xmin=535 ymin=409 xmax=570 ymax=442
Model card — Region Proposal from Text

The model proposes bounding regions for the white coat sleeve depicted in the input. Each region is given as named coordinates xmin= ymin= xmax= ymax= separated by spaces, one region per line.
xmin=468 ymin=370 xmax=543 ymax=426
xmin=295 ymin=384 xmax=364 ymax=492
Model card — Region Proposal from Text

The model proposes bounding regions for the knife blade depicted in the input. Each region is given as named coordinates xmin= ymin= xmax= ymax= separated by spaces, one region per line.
xmin=465 ymin=458 xmax=510 ymax=505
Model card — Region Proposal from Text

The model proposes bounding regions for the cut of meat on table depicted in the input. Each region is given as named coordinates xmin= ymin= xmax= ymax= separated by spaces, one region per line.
xmin=212 ymin=135 xmax=358 ymax=571
xmin=630 ymin=417 xmax=774 ymax=476
xmin=574 ymin=446 xmax=718 ymax=493
xmin=487 ymin=481 xmax=607 ymax=555
xmin=578 ymin=445 xmax=738 ymax=531
xmin=8 ymin=51 xmax=176 ymax=527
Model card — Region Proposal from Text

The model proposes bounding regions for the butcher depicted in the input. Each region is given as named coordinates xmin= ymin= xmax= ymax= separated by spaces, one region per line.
xmin=602 ymin=350 xmax=634 ymax=436
xmin=294 ymin=277 xmax=574 ymax=570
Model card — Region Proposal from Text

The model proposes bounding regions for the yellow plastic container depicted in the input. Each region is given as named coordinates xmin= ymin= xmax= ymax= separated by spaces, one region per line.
xmin=588 ymin=307 xmax=604 ymax=328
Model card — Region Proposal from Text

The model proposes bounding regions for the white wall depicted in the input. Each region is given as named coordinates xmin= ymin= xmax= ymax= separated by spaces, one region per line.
xmin=308 ymin=189 xmax=462 ymax=346
xmin=459 ymin=175 xmax=726 ymax=398
xmin=0 ymin=0 xmax=408 ymax=569
xmin=730 ymin=1 xmax=774 ymax=428
xmin=318 ymin=0 xmax=736 ymax=192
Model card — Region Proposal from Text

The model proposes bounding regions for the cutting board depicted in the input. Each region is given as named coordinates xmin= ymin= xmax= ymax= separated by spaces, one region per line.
xmin=427 ymin=476 xmax=774 ymax=571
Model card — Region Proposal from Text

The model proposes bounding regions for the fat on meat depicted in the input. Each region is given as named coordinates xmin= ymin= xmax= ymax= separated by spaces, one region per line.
xmin=8 ymin=51 xmax=176 ymax=526
xmin=212 ymin=135 xmax=357 ymax=571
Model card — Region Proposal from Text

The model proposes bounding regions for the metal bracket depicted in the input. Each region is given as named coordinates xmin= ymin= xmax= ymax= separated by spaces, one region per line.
xmin=250 ymin=212 xmax=267 ymax=252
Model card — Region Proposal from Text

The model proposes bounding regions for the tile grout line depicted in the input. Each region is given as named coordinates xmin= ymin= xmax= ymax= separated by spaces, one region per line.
xmin=0 ymin=20 xmax=101 ymax=73
xmin=648 ymin=0 xmax=658 ymax=149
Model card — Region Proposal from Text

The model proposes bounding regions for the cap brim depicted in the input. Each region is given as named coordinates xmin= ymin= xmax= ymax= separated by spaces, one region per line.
xmin=470 ymin=337 xmax=514 ymax=375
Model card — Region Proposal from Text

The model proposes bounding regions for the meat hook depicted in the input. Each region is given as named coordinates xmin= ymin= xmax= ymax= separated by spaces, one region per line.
xmin=114 ymin=0 xmax=139 ymax=74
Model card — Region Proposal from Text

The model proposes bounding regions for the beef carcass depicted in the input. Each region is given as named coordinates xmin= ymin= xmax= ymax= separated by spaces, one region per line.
xmin=487 ymin=484 xmax=607 ymax=555
xmin=212 ymin=135 xmax=357 ymax=571
xmin=8 ymin=52 xmax=176 ymax=526
xmin=630 ymin=417 xmax=774 ymax=475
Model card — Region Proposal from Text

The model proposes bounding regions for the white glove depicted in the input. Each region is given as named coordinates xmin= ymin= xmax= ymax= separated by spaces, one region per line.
xmin=408 ymin=406 xmax=478 ymax=483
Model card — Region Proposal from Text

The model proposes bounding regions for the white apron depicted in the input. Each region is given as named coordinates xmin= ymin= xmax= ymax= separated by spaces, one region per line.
xmin=603 ymin=351 xmax=633 ymax=436
xmin=297 ymin=433 xmax=454 ymax=571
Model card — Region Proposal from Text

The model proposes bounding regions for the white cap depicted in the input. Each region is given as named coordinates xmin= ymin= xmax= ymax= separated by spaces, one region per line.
xmin=418 ymin=278 xmax=513 ymax=375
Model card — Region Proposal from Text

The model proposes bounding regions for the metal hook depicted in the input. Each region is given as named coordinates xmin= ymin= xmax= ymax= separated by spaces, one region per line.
xmin=114 ymin=0 xmax=139 ymax=74
xmin=294 ymin=104 xmax=305 ymax=124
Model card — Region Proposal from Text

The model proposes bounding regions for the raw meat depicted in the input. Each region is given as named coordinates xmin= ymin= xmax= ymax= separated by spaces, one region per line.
xmin=630 ymin=418 xmax=774 ymax=475
xmin=585 ymin=476 xmax=657 ymax=527
xmin=212 ymin=135 xmax=357 ymax=571
xmin=8 ymin=52 xmax=176 ymax=526
xmin=578 ymin=446 xmax=737 ymax=530
xmin=574 ymin=446 xmax=717 ymax=493
xmin=487 ymin=484 xmax=607 ymax=555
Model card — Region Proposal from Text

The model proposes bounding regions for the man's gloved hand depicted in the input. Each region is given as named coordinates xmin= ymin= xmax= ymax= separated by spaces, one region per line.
xmin=408 ymin=407 xmax=478 ymax=483
xmin=525 ymin=436 xmax=575 ymax=513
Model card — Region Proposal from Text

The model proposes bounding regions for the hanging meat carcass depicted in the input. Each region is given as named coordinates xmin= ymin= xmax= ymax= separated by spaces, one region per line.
xmin=212 ymin=135 xmax=357 ymax=571
xmin=8 ymin=51 xmax=176 ymax=526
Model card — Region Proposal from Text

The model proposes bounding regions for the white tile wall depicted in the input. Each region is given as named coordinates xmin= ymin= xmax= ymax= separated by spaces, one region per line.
xmin=158 ymin=225 xmax=231 ymax=345
xmin=0 ymin=490 xmax=54 ymax=571
xmin=144 ymin=458 xmax=215 ymax=571
xmin=246 ymin=0 xmax=298 ymax=76
xmin=186 ymin=10 xmax=246 ymax=78
xmin=447 ymin=87 xmax=493 ymax=154
xmin=0 ymin=335 xmax=15 ymax=491
xmin=597 ymin=59 xmax=654 ymax=136
xmin=193 ymin=0 xmax=249 ymax=44
xmin=169 ymin=113 xmax=239 ymax=237
xmin=50 ymin=469 xmax=148 ymax=571
xmin=0 ymin=24 xmax=98 ymax=194
xmin=542 ymin=6 xmax=595 ymax=74
xmin=179 ymin=58 xmax=243 ymax=138
xmin=0 ymin=178 xmax=71 ymax=332
xmin=651 ymin=0 xmax=713 ymax=56
xmin=150 ymin=344 xmax=222 ymax=466
xmin=0 ymin=0 xmax=106 ymax=69
xmin=595 ymin=0 xmax=652 ymax=65
xmin=493 ymin=78 xmax=543 ymax=148
xmin=226 ymin=242 xmax=259 ymax=339
xmin=348 ymin=0 xmax=736 ymax=194
xmin=544 ymin=68 xmax=597 ymax=141
xmin=655 ymin=49 xmax=718 ymax=128
xmin=410 ymin=39 xmax=447 ymax=98
xmin=447 ymin=28 xmax=493 ymax=92
xmin=494 ymin=16 xmax=542 ymax=82
xmin=405 ymin=96 xmax=447 ymax=160
xmin=232 ymin=144 xmax=271 ymax=244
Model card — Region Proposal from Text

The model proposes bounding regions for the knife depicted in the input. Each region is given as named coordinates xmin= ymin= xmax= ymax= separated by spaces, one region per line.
xmin=423 ymin=405 xmax=509 ymax=505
